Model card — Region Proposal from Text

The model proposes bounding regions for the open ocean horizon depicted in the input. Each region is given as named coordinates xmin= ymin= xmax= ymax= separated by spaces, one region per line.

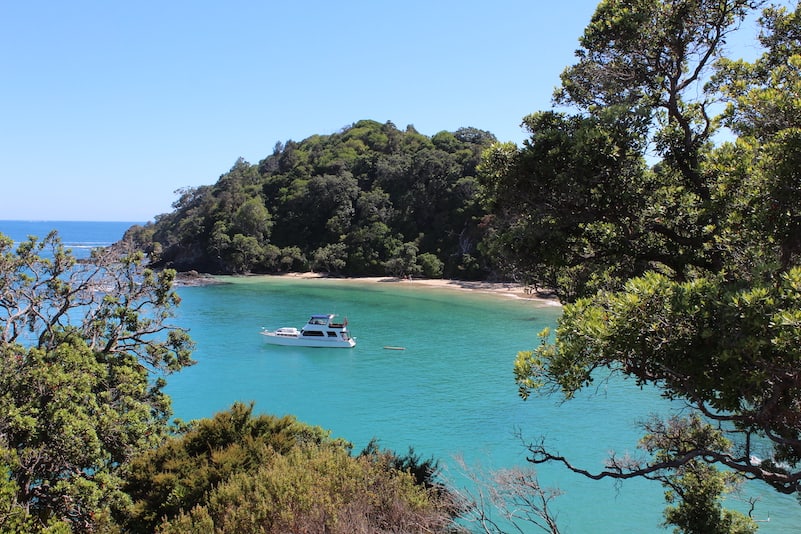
xmin=0 ymin=220 xmax=142 ymax=260
xmin=2 ymin=220 xmax=800 ymax=533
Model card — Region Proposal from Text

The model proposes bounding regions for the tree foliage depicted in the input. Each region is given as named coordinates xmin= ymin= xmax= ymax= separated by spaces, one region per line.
xmin=478 ymin=112 xmax=650 ymax=300
xmin=479 ymin=0 xmax=801 ymax=528
xmin=0 ymin=232 xmax=464 ymax=532
xmin=118 ymin=402 xmax=458 ymax=534
xmin=125 ymin=120 xmax=497 ymax=279
xmin=648 ymin=416 xmax=757 ymax=534
xmin=0 ymin=232 xmax=194 ymax=532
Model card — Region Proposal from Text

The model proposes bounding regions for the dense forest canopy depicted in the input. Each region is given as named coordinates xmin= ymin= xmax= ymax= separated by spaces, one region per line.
xmin=484 ymin=0 xmax=801 ymax=529
xmin=123 ymin=120 xmax=498 ymax=280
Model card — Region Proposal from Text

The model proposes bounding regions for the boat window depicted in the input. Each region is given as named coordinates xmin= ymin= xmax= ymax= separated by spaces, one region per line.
xmin=302 ymin=330 xmax=324 ymax=337
xmin=327 ymin=332 xmax=337 ymax=337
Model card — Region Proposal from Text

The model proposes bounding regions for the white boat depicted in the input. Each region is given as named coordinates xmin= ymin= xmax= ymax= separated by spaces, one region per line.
xmin=260 ymin=314 xmax=356 ymax=348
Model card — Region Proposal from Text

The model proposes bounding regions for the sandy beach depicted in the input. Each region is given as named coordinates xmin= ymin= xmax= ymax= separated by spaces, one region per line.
xmin=262 ymin=272 xmax=562 ymax=306
xmin=176 ymin=270 xmax=560 ymax=306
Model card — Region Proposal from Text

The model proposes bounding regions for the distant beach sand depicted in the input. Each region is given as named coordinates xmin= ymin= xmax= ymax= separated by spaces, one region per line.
xmin=175 ymin=271 xmax=560 ymax=306
xmin=251 ymin=272 xmax=561 ymax=306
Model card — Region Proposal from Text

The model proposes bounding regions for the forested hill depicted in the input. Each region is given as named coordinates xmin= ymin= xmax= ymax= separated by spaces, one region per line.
xmin=123 ymin=119 xmax=500 ymax=279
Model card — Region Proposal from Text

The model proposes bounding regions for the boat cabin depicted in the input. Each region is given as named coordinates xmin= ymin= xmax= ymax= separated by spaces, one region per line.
xmin=301 ymin=314 xmax=351 ymax=340
xmin=261 ymin=313 xmax=355 ymax=347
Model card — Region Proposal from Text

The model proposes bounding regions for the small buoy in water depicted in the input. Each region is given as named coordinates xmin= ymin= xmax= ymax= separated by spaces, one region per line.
xmin=383 ymin=346 xmax=406 ymax=351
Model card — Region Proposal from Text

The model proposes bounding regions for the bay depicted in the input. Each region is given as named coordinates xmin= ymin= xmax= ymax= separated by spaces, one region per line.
xmin=2 ymin=221 xmax=799 ymax=532
xmin=166 ymin=276 xmax=801 ymax=533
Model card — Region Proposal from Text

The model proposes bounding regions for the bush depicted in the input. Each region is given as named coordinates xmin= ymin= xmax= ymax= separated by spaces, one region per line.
xmin=118 ymin=403 xmax=458 ymax=533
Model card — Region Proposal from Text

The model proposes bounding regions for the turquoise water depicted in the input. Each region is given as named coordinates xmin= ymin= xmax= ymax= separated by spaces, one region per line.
xmin=166 ymin=276 xmax=801 ymax=533
xmin=3 ymin=221 xmax=799 ymax=532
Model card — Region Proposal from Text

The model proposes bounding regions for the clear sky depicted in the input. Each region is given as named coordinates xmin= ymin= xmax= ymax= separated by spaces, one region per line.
xmin=1 ymin=1 xmax=612 ymax=221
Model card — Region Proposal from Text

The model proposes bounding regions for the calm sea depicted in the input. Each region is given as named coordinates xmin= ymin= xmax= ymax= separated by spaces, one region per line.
xmin=0 ymin=220 xmax=139 ymax=260
xmin=2 ymin=221 xmax=799 ymax=533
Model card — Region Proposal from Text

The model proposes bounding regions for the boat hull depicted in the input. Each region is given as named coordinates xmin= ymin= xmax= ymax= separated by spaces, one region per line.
xmin=260 ymin=331 xmax=356 ymax=348
xmin=261 ymin=314 xmax=356 ymax=348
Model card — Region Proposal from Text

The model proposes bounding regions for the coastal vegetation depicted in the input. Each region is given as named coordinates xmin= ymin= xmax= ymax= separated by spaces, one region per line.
xmin=486 ymin=0 xmax=801 ymax=531
xmin=119 ymin=403 xmax=455 ymax=533
xmin=0 ymin=232 xmax=193 ymax=532
xmin=0 ymin=235 xmax=461 ymax=533
xmin=2 ymin=0 xmax=801 ymax=532
xmin=122 ymin=121 xmax=497 ymax=280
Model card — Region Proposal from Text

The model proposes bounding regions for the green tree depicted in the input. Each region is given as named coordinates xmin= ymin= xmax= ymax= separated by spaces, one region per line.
xmin=0 ymin=232 xmax=194 ymax=531
xmin=305 ymin=173 xmax=360 ymax=242
xmin=231 ymin=197 xmax=272 ymax=242
xmin=227 ymin=234 xmax=264 ymax=274
xmin=354 ymin=187 xmax=394 ymax=226
xmin=135 ymin=120 xmax=496 ymax=278
xmin=118 ymin=402 xmax=342 ymax=532
xmin=644 ymin=416 xmax=756 ymax=534
xmin=311 ymin=243 xmax=348 ymax=274
xmin=384 ymin=241 xmax=422 ymax=278
xmin=278 ymin=246 xmax=307 ymax=272
xmin=207 ymin=220 xmax=231 ymax=267
xmin=155 ymin=445 xmax=454 ymax=534
xmin=479 ymin=112 xmax=649 ymax=299
xmin=146 ymin=184 xmax=216 ymax=272
xmin=120 ymin=403 xmax=457 ymax=534
xmin=418 ymin=252 xmax=444 ymax=279
xmin=480 ymin=0 xmax=801 ymax=529
xmin=345 ymin=222 xmax=401 ymax=275
xmin=713 ymin=3 xmax=801 ymax=275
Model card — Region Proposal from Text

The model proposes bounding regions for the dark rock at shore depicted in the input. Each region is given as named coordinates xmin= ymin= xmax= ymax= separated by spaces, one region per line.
xmin=174 ymin=270 xmax=224 ymax=287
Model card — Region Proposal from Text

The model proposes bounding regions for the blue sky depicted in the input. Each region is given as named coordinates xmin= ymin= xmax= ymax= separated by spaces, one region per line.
xmin=4 ymin=1 xmax=772 ymax=223
xmin=1 ymin=1 xmax=606 ymax=222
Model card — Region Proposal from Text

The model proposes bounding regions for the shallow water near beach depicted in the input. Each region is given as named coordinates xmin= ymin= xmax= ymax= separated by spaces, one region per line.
xmin=167 ymin=275 xmax=801 ymax=533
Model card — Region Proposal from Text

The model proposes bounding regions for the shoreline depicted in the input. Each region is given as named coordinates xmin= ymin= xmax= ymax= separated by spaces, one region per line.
xmin=180 ymin=271 xmax=560 ymax=307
